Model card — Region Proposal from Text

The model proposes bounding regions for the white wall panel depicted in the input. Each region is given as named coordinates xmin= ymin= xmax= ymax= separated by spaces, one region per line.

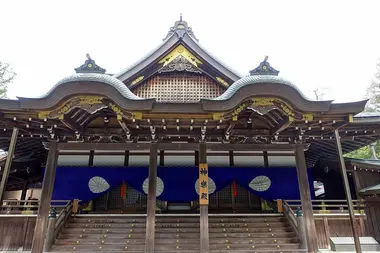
xmin=234 ymin=154 xmax=264 ymax=167
xmin=129 ymin=156 xmax=153 ymax=166
xmin=268 ymin=156 xmax=296 ymax=166
xmin=93 ymin=155 xmax=124 ymax=166
xmin=164 ymin=156 xmax=194 ymax=166
xmin=208 ymin=153 xmax=229 ymax=166
xmin=58 ymin=155 xmax=89 ymax=166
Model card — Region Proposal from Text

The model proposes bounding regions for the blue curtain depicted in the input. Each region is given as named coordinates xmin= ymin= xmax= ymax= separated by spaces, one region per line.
xmin=48 ymin=166 xmax=314 ymax=202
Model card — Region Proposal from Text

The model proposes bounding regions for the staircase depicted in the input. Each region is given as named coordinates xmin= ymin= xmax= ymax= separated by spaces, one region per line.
xmin=52 ymin=214 xmax=305 ymax=253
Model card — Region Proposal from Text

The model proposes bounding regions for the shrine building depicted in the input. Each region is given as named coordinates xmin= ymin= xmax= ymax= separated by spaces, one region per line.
xmin=0 ymin=17 xmax=380 ymax=253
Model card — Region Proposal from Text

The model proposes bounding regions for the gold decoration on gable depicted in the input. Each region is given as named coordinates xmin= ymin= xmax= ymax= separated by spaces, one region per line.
xmin=212 ymin=97 xmax=314 ymax=122
xmin=159 ymin=45 xmax=202 ymax=67
xmin=130 ymin=76 xmax=144 ymax=86
xmin=216 ymin=77 xmax=229 ymax=88
xmin=38 ymin=96 xmax=143 ymax=121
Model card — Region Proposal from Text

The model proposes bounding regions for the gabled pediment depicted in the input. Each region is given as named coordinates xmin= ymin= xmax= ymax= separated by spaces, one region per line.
xmin=114 ymin=19 xmax=241 ymax=91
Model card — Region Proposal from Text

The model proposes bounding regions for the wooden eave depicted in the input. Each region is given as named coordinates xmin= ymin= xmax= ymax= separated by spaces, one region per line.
xmin=350 ymin=159 xmax=380 ymax=171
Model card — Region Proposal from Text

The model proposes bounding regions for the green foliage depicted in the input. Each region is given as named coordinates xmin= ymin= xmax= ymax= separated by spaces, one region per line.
xmin=347 ymin=60 xmax=380 ymax=160
xmin=344 ymin=141 xmax=380 ymax=159
xmin=0 ymin=61 xmax=16 ymax=98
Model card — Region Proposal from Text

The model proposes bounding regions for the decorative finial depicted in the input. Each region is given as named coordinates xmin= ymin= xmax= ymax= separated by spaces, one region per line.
xmin=163 ymin=16 xmax=198 ymax=42
xmin=75 ymin=54 xmax=106 ymax=74
xmin=249 ymin=56 xmax=279 ymax=76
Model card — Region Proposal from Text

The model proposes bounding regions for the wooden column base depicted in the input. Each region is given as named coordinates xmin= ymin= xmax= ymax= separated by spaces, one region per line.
xmin=200 ymin=205 xmax=209 ymax=253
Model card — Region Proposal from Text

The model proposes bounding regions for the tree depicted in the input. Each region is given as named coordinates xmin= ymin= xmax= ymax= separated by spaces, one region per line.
xmin=344 ymin=143 xmax=380 ymax=160
xmin=344 ymin=59 xmax=380 ymax=160
xmin=0 ymin=61 xmax=16 ymax=98
xmin=312 ymin=87 xmax=328 ymax=100
xmin=365 ymin=59 xmax=380 ymax=112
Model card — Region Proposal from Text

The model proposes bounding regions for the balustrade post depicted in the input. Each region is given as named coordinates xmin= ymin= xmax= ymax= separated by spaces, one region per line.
xmin=44 ymin=208 xmax=57 ymax=252
xmin=72 ymin=199 xmax=79 ymax=215
xmin=296 ymin=207 xmax=307 ymax=249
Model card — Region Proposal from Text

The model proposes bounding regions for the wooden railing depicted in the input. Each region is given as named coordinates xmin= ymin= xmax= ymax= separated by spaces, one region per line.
xmin=283 ymin=199 xmax=366 ymax=214
xmin=0 ymin=199 xmax=74 ymax=251
xmin=282 ymin=199 xmax=367 ymax=250
xmin=0 ymin=199 xmax=71 ymax=214
xmin=283 ymin=200 xmax=298 ymax=231
xmin=54 ymin=200 xmax=73 ymax=239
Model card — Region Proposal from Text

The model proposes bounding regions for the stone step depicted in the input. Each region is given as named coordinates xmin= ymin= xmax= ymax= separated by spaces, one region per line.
xmin=210 ymin=243 xmax=301 ymax=250
xmin=62 ymin=227 xmax=291 ymax=234
xmin=54 ymin=214 xmax=300 ymax=253
xmin=70 ymin=216 xmax=285 ymax=223
xmin=65 ymin=222 xmax=288 ymax=229
xmin=50 ymin=250 xmax=307 ymax=253
xmin=52 ymin=243 xmax=301 ymax=251
xmin=53 ymin=244 xmax=200 ymax=251
xmin=58 ymin=233 xmax=201 ymax=239
xmin=58 ymin=231 xmax=296 ymax=240
xmin=56 ymin=237 xmax=297 ymax=245
xmin=209 ymin=250 xmax=307 ymax=253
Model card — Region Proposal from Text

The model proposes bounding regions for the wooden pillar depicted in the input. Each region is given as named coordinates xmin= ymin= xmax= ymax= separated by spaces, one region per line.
xmin=21 ymin=180 xmax=29 ymax=201
xmin=145 ymin=143 xmax=158 ymax=253
xmin=195 ymin=150 xmax=199 ymax=166
xmin=199 ymin=142 xmax=209 ymax=253
xmin=88 ymin=150 xmax=94 ymax=166
xmin=294 ymin=144 xmax=318 ymax=253
xmin=229 ymin=151 xmax=235 ymax=210
xmin=124 ymin=150 xmax=129 ymax=166
xmin=159 ymin=150 xmax=164 ymax=166
xmin=31 ymin=141 xmax=59 ymax=253
xmin=334 ymin=130 xmax=362 ymax=253
xmin=263 ymin=151 xmax=269 ymax=167
xmin=352 ymin=168 xmax=362 ymax=199
xmin=0 ymin=127 xmax=19 ymax=201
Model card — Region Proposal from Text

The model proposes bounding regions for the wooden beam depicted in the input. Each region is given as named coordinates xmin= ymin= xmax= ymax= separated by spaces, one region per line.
xmin=145 ymin=143 xmax=158 ymax=253
xmin=294 ymin=144 xmax=318 ymax=253
xmin=0 ymin=127 xmax=19 ymax=201
xmin=199 ymin=142 xmax=209 ymax=253
xmin=31 ymin=141 xmax=59 ymax=253
xmin=47 ymin=142 xmax=309 ymax=152
xmin=231 ymin=129 xmax=271 ymax=136
xmin=118 ymin=120 xmax=130 ymax=134
xmin=334 ymin=129 xmax=362 ymax=253
xmin=271 ymin=117 xmax=292 ymax=135
xmin=61 ymin=115 xmax=82 ymax=132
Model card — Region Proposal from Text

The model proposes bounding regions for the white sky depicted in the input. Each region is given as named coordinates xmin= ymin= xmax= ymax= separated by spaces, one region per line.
xmin=1 ymin=0 xmax=380 ymax=102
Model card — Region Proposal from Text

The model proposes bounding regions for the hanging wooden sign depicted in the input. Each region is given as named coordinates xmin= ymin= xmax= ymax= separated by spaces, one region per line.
xmin=199 ymin=163 xmax=209 ymax=205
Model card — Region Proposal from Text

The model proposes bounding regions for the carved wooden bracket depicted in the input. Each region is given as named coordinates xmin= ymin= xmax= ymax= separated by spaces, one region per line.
xmin=212 ymin=97 xmax=314 ymax=122
xmin=38 ymin=96 xmax=142 ymax=120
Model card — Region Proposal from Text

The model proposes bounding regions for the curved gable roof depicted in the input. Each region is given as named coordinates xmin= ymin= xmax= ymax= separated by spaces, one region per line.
xmin=114 ymin=19 xmax=242 ymax=86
